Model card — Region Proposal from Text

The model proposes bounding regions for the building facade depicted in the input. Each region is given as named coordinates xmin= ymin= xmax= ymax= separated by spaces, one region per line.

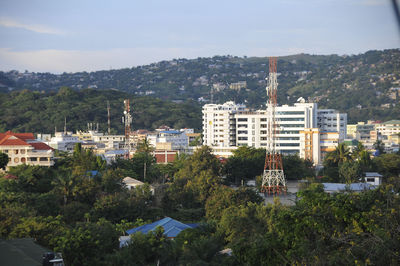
xmin=0 ymin=131 xmax=54 ymax=168
xmin=202 ymin=101 xmax=347 ymax=164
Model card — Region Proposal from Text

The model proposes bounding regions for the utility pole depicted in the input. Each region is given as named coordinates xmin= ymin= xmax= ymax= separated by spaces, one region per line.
xmin=64 ymin=117 xmax=67 ymax=135
xmin=107 ymin=100 xmax=111 ymax=135
xmin=261 ymin=57 xmax=286 ymax=195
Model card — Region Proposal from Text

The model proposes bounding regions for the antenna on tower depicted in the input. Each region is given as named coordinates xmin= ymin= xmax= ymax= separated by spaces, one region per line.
xmin=107 ymin=101 xmax=111 ymax=135
xmin=261 ymin=57 xmax=286 ymax=195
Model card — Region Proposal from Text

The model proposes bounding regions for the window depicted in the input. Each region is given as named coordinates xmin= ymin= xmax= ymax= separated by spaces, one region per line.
xmin=279 ymin=143 xmax=300 ymax=147
xmin=238 ymin=137 xmax=248 ymax=140
xmin=279 ymin=118 xmax=304 ymax=121
xmin=237 ymin=118 xmax=248 ymax=122
xmin=277 ymin=111 xmax=304 ymax=115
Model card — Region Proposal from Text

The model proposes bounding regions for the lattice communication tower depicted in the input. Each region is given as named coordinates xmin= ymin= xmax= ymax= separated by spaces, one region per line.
xmin=122 ymin=99 xmax=132 ymax=158
xmin=261 ymin=57 xmax=287 ymax=194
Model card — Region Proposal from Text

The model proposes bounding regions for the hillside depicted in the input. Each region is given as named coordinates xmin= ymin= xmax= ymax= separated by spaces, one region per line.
xmin=1 ymin=49 xmax=400 ymax=123
xmin=0 ymin=88 xmax=201 ymax=133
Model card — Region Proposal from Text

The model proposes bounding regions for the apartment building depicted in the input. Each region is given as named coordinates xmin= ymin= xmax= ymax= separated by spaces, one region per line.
xmin=202 ymin=101 xmax=246 ymax=147
xmin=376 ymin=120 xmax=400 ymax=137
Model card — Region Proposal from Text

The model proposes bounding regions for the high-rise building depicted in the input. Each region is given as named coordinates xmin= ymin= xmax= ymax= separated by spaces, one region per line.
xmin=202 ymin=101 xmax=347 ymax=165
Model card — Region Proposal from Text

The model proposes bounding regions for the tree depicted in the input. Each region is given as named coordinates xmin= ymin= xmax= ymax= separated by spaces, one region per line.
xmin=373 ymin=153 xmax=400 ymax=178
xmin=136 ymin=138 xmax=155 ymax=154
xmin=223 ymin=146 xmax=265 ymax=184
xmin=54 ymin=219 xmax=119 ymax=266
xmin=0 ymin=152 xmax=8 ymax=170
xmin=282 ymin=154 xmax=315 ymax=180
xmin=373 ymin=140 xmax=385 ymax=155
xmin=325 ymin=143 xmax=352 ymax=166
xmin=205 ymin=186 xmax=263 ymax=221
xmin=338 ymin=161 xmax=362 ymax=183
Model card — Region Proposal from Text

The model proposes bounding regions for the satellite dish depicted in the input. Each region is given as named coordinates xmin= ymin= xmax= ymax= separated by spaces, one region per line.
xmin=296 ymin=97 xmax=305 ymax=103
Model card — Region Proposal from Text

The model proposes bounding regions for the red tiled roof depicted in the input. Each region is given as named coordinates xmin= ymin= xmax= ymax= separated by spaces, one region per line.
xmin=13 ymin=133 xmax=34 ymax=141
xmin=0 ymin=131 xmax=34 ymax=142
xmin=29 ymin=142 xmax=53 ymax=150
xmin=0 ymin=132 xmax=51 ymax=150
xmin=0 ymin=135 xmax=29 ymax=146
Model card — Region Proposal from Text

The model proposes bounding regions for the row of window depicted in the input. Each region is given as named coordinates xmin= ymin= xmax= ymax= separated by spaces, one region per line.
xmin=1 ymin=149 xmax=28 ymax=154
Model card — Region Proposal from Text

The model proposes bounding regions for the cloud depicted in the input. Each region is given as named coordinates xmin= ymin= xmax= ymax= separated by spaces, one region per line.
xmin=0 ymin=17 xmax=65 ymax=35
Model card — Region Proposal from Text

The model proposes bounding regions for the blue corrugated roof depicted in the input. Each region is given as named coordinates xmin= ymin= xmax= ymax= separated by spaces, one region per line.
xmin=365 ymin=172 xmax=382 ymax=177
xmin=160 ymin=130 xmax=181 ymax=134
xmin=323 ymin=183 xmax=376 ymax=192
xmin=126 ymin=217 xmax=196 ymax=238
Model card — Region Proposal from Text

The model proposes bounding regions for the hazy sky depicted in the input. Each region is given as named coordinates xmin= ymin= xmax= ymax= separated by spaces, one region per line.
xmin=0 ymin=0 xmax=399 ymax=73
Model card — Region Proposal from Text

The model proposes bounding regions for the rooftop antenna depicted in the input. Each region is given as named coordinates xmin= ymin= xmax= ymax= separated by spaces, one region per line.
xmin=107 ymin=101 xmax=111 ymax=135
xmin=261 ymin=57 xmax=286 ymax=195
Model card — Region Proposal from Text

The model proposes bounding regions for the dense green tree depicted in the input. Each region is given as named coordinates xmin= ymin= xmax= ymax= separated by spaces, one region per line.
xmin=338 ymin=161 xmax=362 ymax=183
xmin=223 ymin=146 xmax=265 ymax=184
xmin=373 ymin=139 xmax=385 ymax=155
xmin=106 ymin=227 xmax=169 ymax=265
xmin=373 ymin=153 xmax=400 ymax=178
xmin=54 ymin=219 xmax=119 ymax=266
xmin=0 ymin=152 xmax=8 ymax=170
xmin=282 ymin=154 xmax=315 ymax=180
xmin=205 ymin=186 xmax=263 ymax=221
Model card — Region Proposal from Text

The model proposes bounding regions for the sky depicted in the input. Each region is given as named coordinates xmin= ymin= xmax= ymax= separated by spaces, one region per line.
xmin=0 ymin=0 xmax=399 ymax=73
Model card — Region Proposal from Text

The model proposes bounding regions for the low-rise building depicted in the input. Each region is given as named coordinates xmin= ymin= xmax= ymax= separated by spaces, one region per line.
xmin=376 ymin=120 xmax=400 ymax=137
xmin=0 ymin=131 xmax=54 ymax=168
xmin=48 ymin=132 xmax=80 ymax=152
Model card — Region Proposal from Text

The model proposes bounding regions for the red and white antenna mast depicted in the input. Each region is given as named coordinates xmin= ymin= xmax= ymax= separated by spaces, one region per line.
xmin=261 ymin=57 xmax=286 ymax=195
xmin=123 ymin=99 xmax=132 ymax=158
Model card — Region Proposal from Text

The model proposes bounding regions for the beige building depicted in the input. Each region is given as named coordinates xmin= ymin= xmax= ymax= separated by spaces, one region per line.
xmin=0 ymin=131 xmax=54 ymax=169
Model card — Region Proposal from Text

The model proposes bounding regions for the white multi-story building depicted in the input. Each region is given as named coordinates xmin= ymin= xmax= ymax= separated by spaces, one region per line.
xmin=48 ymin=132 xmax=81 ymax=152
xmin=202 ymin=101 xmax=245 ymax=147
xmin=376 ymin=120 xmax=400 ymax=137
xmin=317 ymin=109 xmax=347 ymax=141
xmin=202 ymin=101 xmax=347 ymax=163
xmin=0 ymin=131 xmax=54 ymax=169
xmin=148 ymin=130 xmax=189 ymax=150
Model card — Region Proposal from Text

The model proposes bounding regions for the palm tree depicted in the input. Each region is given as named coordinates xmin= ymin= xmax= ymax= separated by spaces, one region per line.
xmin=352 ymin=142 xmax=365 ymax=160
xmin=136 ymin=138 xmax=155 ymax=154
xmin=358 ymin=150 xmax=373 ymax=172
xmin=325 ymin=143 xmax=352 ymax=166
xmin=52 ymin=173 xmax=76 ymax=206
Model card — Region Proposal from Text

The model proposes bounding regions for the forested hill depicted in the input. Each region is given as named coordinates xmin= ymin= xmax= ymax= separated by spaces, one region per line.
xmin=1 ymin=49 xmax=400 ymax=123
xmin=0 ymin=88 xmax=201 ymax=133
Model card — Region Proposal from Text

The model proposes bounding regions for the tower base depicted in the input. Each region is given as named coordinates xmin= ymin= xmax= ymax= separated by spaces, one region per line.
xmin=261 ymin=169 xmax=287 ymax=195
